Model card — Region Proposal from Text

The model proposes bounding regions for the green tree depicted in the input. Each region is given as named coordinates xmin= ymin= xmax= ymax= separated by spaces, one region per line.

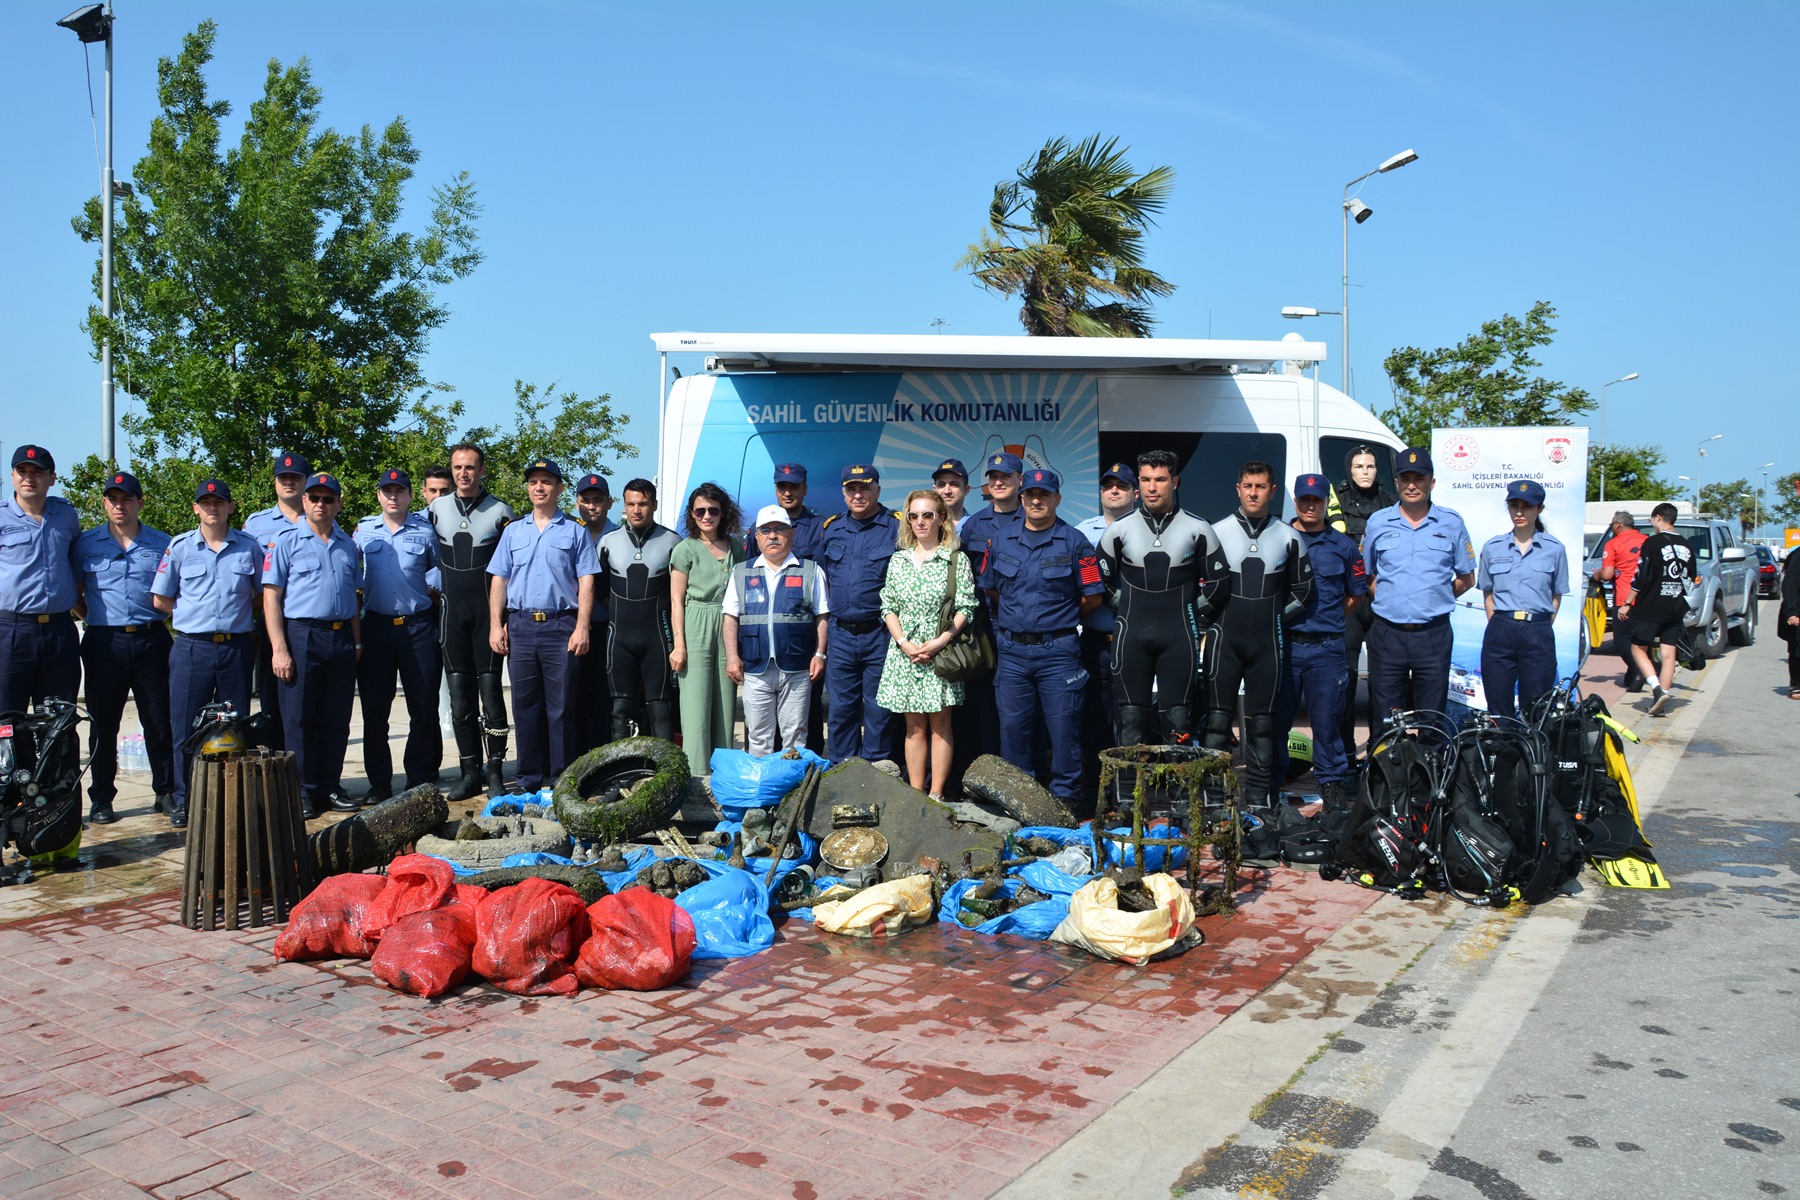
xmin=1587 ymin=443 xmax=1680 ymax=503
xmin=959 ymin=134 xmax=1176 ymax=337
xmin=1769 ymin=471 xmax=1800 ymax=531
xmin=1700 ymin=478 xmax=1757 ymax=534
xmin=1378 ymin=302 xmax=1594 ymax=448
xmin=70 ymin=20 xmax=481 ymax=504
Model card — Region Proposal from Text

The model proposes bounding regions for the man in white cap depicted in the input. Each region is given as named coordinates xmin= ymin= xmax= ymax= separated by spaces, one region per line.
xmin=724 ymin=505 xmax=830 ymax=755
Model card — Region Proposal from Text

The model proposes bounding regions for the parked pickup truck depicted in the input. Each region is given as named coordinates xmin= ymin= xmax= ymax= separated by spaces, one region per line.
xmin=1674 ymin=517 xmax=1760 ymax=656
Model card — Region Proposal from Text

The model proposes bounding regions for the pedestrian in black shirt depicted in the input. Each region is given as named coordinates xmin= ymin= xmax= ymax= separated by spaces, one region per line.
xmin=1618 ymin=503 xmax=1697 ymax=716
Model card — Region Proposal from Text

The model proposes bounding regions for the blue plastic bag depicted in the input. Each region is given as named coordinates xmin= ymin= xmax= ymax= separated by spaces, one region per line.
xmin=479 ymin=789 xmax=555 ymax=817
xmin=937 ymin=876 xmax=1070 ymax=940
xmin=1096 ymin=819 xmax=1189 ymax=872
xmin=708 ymin=748 xmax=830 ymax=819
xmin=672 ymin=859 xmax=777 ymax=958
xmin=1013 ymin=859 xmax=1093 ymax=897
xmin=784 ymin=874 xmax=845 ymax=923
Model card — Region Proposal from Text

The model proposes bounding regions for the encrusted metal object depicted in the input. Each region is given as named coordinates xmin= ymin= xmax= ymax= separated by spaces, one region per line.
xmin=830 ymin=803 xmax=880 ymax=828
xmin=820 ymin=827 xmax=889 ymax=871
xmin=1096 ymin=745 xmax=1240 ymax=917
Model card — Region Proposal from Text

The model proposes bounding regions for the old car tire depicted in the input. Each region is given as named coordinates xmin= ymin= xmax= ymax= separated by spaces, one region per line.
xmin=553 ymin=737 xmax=690 ymax=845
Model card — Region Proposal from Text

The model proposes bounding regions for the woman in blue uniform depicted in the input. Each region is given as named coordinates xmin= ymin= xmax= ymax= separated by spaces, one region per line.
xmin=1476 ymin=479 xmax=1569 ymax=722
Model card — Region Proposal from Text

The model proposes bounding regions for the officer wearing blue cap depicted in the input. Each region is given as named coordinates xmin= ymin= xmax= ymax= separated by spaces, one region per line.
xmin=983 ymin=468 xmax=1103 ymax=807
xmin=819 ymin=463 xmax=902 ymax=762
xmin=1272 ymin=474 xmax=1368 ymax=808
xmin=489 ymin=457 xmax=600 ymax=792
xmin=744 ymin=463 xmax=823 ymax=563
xmin=74 ymin=470 xmax=175 ymax=823
xmin=573 ymin=473 xmax=617 ymax=753
xmin=1075 ymin=461 xmax=1137 ymax=793
xmin=0 ymin=445 xmax=82 ymax=714
xmin=932 ymin=459 xmax=972 ymax=534
xmin=243 ymin=451 xmax=311 ymax=747
xmin=951 ymin=451 xmax=1025 ymax=774
xmin=152 ymin=479 xmax=263 ymax=827
xmin=353 ymin=469 xmax=442 ymax=802
xmin=1477 ymin=479 xmax=1569 ymax=722
xmin=1362 ymin=447 xmax=1476 ymax=735
xmin=265 ymin=472 xmax=364 ymax=816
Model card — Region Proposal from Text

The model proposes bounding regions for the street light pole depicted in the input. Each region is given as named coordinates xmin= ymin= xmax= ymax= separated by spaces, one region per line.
xmin=1340 ymin=148 xmax=1418 ymax=397
xmin=1695 ymin=434 xmax=1723 ymax=511
xmin=1597 ymin=372 xmax=1638 ymax=503
xmin=57 ymin=3 xmax=118 ymax=466
xmin=1756 ymin=462 xmax=1774 ymax=534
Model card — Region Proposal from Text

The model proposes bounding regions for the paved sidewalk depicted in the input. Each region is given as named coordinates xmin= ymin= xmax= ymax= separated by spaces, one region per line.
xmin=0 ymin=857 xmax=1375 ymax=1200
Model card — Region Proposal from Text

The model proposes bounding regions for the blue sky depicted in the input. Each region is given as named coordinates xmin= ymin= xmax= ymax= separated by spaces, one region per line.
xmin=4 ymin=1 xmax=1794 ymax=524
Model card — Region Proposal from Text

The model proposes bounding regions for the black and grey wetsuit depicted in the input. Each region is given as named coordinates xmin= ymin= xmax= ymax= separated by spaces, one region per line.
xmin=429 ymin=491 xmax=515 ymax=770
xmin=1203 ymin=510 xmax=1312 ymax=805
xmin=1097 ymin=507 xmax=1230 ymax=747
xmin=598 ymin=521 xmax=682 ymax=740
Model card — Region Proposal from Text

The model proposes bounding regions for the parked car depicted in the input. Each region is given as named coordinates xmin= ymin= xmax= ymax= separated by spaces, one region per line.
xmin=1674 ymin=518 xmax=1759 ymax=656
xmin=1753 ymin=544 xmax=1780 ymax=599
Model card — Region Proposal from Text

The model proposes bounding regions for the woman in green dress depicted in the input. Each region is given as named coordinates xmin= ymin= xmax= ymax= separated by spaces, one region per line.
xmin=669 ymin=482 xmax=743 ymax=779
xmin=877 ymin=489 xmax=975 ymax=800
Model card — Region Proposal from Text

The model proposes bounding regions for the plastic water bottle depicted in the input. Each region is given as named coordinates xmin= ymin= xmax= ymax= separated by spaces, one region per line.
xmin=117 ymin=733 xmax=150 ymax=774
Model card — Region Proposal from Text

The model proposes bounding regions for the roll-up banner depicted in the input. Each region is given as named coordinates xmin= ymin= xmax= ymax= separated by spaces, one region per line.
xmin=1431 ymin=426 xmax=1590 ymax=716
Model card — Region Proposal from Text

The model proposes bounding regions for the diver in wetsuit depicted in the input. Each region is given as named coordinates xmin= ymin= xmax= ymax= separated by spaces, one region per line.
xmin=1203 ymin=460 xmax=1312 ymax=808
xmin=598 ymin=479 xmax=682 ymax=741
xmin=1097 ymin=450 xmax=1231 ymax=748
xmin=428 ymin=444 xmax=516 ymax=800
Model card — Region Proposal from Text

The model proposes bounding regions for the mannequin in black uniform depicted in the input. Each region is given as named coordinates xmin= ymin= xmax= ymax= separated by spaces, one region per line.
xmin=1204 ymin=461 xmax=1312 ymax=807
xmin=429 ymin=445 xmax=515 ymax=800
xmin=598 ymin=480 xmax=682 ymax=740
xmin=1328 ymin=445 xmax=1396 ymax=760
xmin=1096 ymin=450 xmax=1230 ymax=747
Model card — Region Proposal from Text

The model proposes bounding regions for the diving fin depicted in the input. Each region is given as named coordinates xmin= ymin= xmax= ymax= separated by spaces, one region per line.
xmin=1591 ymin=854 xmax=1670 ymax=890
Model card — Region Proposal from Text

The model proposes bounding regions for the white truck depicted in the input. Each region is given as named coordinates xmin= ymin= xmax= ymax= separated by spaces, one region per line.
xmin=648 ymin=331 xmax=1405 ymax=525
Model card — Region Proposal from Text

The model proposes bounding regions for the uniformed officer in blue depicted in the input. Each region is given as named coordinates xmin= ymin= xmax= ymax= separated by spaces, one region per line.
xmin=151 ymin=479 xmax=263 ymax=828
xmin=74 ymin=470 xmax=175 ymax=823
xmin=819 ymin=463 xmax=902 ymax=763
xmin=952 ymin=451 xmax=1025 ymax=773
xmin=354 ymin=469 xmax=442 ymax=802
xmin=574 ymin=473 xmax=617 ymax=754
xmin=487 ymin=458 xmax=600 ymax=793
xmin=1272 ymin=474 xmax=1369 ymax=807
xmin=744 ymin=463 xmax=823 ymax=563
xmin=1076 ymin=462 xmax=1136 ymax=793
xmin=265 ymin=472 xmax=364 ymax=816
xmin=1477 ymin=479 xmax=1569 ymax=722
xmin=982 ymin=468 xmax=1104 ymax=808
xmin=0 ymin=445 xmax=82 ymax=714
xmin=1362 ymin=447 xmax=1476 ymax=733
xmin=242 ymin=451 xmax=310 ymax=747
xmin=932 ymin=458 xmax=972 ymax=535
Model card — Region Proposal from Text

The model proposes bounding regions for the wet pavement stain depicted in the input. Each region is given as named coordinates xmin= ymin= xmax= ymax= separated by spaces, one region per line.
xmin=552 ymin=1080 xmax=600 ymax=1097
xmin=865 ymin=1055 xmax=1093 ymax=1109
xmin=729 ymin=1150 xmax=767 ymax=1168
xmin=792 ymin=1184 xmax=819 ymax=1200
xmin=1729 ymin=1123 xmax=1784 ymax=1145
xmin=1430 ymin=1145 xmax=1536 ymax=1198
xmin=437 ymin=1161 xmax=466 ymax=1177
xmin=443 ymin=1057 xmax=539 ymax=1090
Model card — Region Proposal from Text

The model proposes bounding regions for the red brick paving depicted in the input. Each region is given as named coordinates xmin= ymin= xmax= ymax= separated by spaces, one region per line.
xmin=1 ymin=865 xmax=1376 ymax=1199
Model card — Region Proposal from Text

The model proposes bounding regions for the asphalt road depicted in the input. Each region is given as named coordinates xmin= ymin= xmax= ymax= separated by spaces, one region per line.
xmin=1013 ymin=599 xmax=1796 ymax=1200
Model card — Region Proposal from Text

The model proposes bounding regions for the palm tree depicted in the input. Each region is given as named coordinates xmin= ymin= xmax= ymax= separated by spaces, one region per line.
xmin=959 ymin=135 xmax=1176 ymax=338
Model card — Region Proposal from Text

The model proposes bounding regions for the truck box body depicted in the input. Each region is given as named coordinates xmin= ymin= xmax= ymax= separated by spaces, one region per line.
xmin=650 ymin=332 xmax=1403 ymax=526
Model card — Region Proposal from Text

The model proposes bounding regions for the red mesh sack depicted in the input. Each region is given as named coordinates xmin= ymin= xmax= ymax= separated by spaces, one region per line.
xmin=273 ymin=873 xmax=387 ymax=961
xmin=369 ymin=905 xmax=478 ymax=998
xmin=576 ymin=890 xmax=697 ymax=991
xmin=362 ymin=854 xmax=456 ymax=941
xmin=471 ymin=879 xmax=591 ymax=996
xmin=450 ymin=884 xmax=489 ymax=911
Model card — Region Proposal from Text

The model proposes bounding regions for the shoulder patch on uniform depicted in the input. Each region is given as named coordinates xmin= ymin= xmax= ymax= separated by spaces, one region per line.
xmin=821 ymin=514 xmax=840 ymax=528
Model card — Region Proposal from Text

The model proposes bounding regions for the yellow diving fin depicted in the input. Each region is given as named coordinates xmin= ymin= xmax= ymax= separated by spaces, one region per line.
xmin=1591 ymin=854 xmax=1669 ymax=889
